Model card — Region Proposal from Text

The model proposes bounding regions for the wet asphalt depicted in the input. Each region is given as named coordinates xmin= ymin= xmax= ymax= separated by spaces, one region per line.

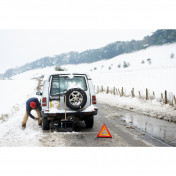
xmin=39 ymin=103 xmax=171 ymax=147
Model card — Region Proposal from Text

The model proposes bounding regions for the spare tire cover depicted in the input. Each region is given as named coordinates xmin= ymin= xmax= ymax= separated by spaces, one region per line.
xmin=65 ymin=88 xmax=87 ymax=111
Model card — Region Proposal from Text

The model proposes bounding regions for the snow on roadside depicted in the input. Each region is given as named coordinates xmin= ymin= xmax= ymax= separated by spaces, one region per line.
xmin=0 ymin=79 xmax=40 ymax=146
xmin=97 ymin=92 xmax=176 ymax=122
xmin=0 ymin=79 xmax=67 ymax=146
xmin=0 ymin=106 xmax=67 ymax=147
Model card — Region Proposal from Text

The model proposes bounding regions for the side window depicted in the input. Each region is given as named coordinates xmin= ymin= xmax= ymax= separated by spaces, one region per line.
xmin=50 ymin=77 xmax=60 ymax=96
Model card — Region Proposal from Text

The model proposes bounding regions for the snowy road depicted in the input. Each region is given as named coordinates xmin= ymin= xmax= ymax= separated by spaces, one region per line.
xmin=0 ymin=102 xmax=172 ymax=147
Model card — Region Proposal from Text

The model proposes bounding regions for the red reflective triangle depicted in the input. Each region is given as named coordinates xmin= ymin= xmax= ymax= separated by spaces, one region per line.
xmin=97 ymin=124 xmax=112 ymax=138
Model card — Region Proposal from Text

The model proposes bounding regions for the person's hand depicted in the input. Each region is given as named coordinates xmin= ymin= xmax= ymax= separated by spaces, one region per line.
xmin=34 ymin=117 xmax=39 ymax=121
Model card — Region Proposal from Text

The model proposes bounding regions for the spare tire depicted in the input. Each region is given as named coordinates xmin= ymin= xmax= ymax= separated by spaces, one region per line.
xmin=65 ymin=88 xmax=87 ymax=111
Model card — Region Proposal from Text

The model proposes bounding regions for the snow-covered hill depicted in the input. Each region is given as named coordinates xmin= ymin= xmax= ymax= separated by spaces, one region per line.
xmin=13 ymin=43 xmax=176 ymax=95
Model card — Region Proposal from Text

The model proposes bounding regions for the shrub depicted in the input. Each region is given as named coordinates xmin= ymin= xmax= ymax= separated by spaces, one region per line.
xmin=123 ymin=61 xmax=130 ymax=68
xmin=55 ymin=65 xmax=65 ymax=71
xmin=147 ymin=58 xmax=152 ymax=64
xmin=170 ymin=53 xmax=175 ymax=59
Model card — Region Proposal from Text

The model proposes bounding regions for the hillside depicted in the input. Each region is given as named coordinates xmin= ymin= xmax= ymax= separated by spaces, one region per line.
xmin=12 ymin=43 xmax=176 ymax=94
xmin=1 ymin=29 xmax=176 ymax=79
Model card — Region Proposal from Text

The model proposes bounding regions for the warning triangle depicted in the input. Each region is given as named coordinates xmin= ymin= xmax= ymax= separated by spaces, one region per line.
xmin=97 ymin=124 xmax=112 ymax=138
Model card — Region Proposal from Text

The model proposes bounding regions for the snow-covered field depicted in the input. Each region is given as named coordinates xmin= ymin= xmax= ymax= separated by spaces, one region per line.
xmin=0 ymin=80 xmax=38 ymax=115
xmin=65 ymin=43 xmax=176 ymax=95
xmin=13 ymin=43 xmax=176 ymax=95
xmin=0 ymin=43 xmax=176 ymax=146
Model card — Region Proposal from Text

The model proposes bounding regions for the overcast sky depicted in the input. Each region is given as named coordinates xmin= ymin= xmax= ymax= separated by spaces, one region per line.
xmin=0 ymin=29 xmax=155 ymax=73
xmin=0 ymin=0 xmax=175 ymax=74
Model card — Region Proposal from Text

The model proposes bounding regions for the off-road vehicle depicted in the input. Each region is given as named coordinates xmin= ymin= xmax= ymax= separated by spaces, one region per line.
xmin=37 ymin=72 xmax=98 ymax=130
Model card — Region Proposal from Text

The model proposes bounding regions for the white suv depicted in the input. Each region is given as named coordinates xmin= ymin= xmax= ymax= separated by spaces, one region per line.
xmin=37 ymin=72 xmax=98 ymax=130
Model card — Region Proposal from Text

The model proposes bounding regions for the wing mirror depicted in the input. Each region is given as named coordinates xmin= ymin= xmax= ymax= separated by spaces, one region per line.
xmin=36 ymin=92 xmax=42 ymax=96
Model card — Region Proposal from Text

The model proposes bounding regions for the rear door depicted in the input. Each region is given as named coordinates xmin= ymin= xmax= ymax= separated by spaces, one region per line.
xmin=49 ymin=74 xmax=91 ymax=111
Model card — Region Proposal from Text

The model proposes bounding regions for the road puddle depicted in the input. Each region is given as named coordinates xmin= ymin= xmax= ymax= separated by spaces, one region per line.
xmin=119 ymin=111 xmax=176 ymax=146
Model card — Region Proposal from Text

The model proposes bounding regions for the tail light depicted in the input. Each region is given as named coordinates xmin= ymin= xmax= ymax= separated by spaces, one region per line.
xmin=42 ymin=97 xmax=47 ymax=106
xmin=92 ymin=96 xmax=96 ymax=104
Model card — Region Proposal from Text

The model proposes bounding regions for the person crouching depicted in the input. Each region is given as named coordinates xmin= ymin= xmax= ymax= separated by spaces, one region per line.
xmin=22 ymin=97 xmax=42 ymax=129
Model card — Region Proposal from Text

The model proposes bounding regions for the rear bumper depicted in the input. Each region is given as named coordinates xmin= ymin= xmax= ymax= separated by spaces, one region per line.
xmin=41 ymin=108 xmax=98 ymax=119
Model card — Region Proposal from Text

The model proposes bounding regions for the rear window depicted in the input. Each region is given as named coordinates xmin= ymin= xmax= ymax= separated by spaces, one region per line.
xmin=50 ymin=76 xmax=87 ymax=96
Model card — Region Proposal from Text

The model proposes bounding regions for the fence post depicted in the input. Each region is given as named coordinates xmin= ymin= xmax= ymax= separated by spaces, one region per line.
xmin=118 ymin=89 xmax=120 ymax=95
xmin=138 ymin=91 xmax=141 ymax=99
xmin=146 ymin=88 xmax=149 ymax=100
xmin=101 ymin=85 xmax=104 ymax=92
xmin=131 ymin=88 xmax=135 ymax=98
xmin=106 ymin=86 xmax=109 ymax=94
xmin=165 ymin=90 xmax=167 ymax=104
xmin=161 ymin=93 xmax=163 ymax=101
xmin=121 ymin=87 xmax=124 ymax=97
xmin=115 ymin=88 xmax=118 ymax=95
xmin=113 ymin=87 xmax=115 ymax=95
xmin=153 ymin=91 xmax=155 ymax=99
xmin=97 ymin=86 xmax=99 ymax=94
xmin=174 ymin=96 xmax=176 ymax=104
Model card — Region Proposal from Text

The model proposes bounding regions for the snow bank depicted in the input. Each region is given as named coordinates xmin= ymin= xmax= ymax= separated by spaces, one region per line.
xmin=97 ymin=92 xmax=176 ymax=122
xmin=0 ymin=79 xmax=42 ymax=146
xmin=0 ymin=78 xmax=67 ymax=146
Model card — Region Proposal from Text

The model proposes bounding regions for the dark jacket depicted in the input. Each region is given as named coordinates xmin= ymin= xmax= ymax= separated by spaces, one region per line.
xmin=26 ymin=97 xmax=41 ymax=119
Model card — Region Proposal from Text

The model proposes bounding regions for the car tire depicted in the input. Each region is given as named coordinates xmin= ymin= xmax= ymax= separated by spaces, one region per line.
xmin=85 ymin=116 xmax=94 ymax=128
xmin=65 ymin=88 xmax=87 ymax=111
xmin=42 ymin=118 xmax=50 ymax=130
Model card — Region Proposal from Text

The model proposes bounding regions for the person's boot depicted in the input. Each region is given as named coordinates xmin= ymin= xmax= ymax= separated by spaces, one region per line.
xmin=22 ymin=124 xmax=26 ymax=130
xmin=38 ymin=121 xmax=42 ymax=127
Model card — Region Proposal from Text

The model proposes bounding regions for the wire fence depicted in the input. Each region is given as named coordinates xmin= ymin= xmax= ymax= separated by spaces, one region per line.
xmin=95 ymin=85 xmax=176 ymax=107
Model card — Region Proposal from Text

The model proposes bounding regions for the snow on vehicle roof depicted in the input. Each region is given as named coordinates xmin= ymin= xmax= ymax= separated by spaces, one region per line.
xmin=44 ymin=71 xmax=91 ymax=81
